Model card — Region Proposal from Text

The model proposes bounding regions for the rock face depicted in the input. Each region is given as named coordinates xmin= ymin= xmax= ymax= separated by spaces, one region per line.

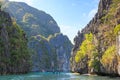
xmin=71 ymin=0 xmax=120 ymax=76
xmin=0 ymin=9 xmax=30 ymax=74
xmin=49 ymin=33 xmax=72 ymax=71
xmin=2 ymin=1 xmax=60 ymax=38
xmin=1 ymin=1 xmax=73 ymax=72
xmin=29 ymin=33 xmax=72 ymax=71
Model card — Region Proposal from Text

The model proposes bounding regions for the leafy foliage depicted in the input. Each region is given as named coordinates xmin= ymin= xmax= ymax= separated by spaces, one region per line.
xmin=75 ymin=33 xmax=97 ymax=61
xmin=0 ymin=11 xmax=31 ymax=74
xmin=75 ymin=33 xmax=99 ymax=71
xmin=101 ymin=45 xmax=116 ymax=66
xmin=114 ymin=24 xmax=120 ymax=35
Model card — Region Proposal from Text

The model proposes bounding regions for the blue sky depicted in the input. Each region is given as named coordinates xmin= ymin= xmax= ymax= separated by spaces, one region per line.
xmin=9 ymin=0 xmax=99 ymax=43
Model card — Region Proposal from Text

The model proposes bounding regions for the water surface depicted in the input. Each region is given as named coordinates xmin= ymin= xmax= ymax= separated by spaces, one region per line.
xmin=0 ymin=72 xmax=119 ymax=80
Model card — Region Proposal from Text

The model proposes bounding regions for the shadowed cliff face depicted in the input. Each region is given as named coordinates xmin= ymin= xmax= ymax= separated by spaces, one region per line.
xmin=0 ymin=10 xmax=12 ymax=57
xmin=0 ymin=9 xmax=30 ymax=74
xmin=71 ymin=0 xmax=120 ymax=76
xmin=29 ymin=33 xmax=73 ymax=71
xmin=1 ymin=1 xmax=73 ymax=72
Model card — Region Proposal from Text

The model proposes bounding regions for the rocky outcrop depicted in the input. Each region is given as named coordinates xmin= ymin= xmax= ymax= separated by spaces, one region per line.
xmin=29 ymin=33 xmax=73 ymax=72
xmin=71 ymin=0 xmax=120 ymax=76
xmin=1 ymin=1 xmax=73 ymax=72
xmin=49 ymin=33 xmax=73 ymax=71
xmin=0 ymin=9 xmax=30 ymax=74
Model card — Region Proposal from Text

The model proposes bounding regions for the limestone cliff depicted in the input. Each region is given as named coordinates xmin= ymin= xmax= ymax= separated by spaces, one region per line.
xmin=1 ymin=1 xmax=73 ymax=72
xmin=0 ymin=8 xmax=30 ymax=74
xmin=71 ymin=0 xmax=120 ymax=76
xmin=29 ymin=33 xmax=72 ymax=71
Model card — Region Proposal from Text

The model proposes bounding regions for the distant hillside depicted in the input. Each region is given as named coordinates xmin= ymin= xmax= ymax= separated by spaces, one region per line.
xmin=2 ymin=1 xmax=60 ymax=38
xmin=1 ymin=1 xmax=73 ymax=72
xmin=71 ymin=0 xmax=120 ymax=76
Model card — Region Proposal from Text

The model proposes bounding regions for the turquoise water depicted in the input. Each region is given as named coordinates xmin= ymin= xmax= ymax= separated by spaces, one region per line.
xmin=0 ymin=72 xmax=120 ymax=80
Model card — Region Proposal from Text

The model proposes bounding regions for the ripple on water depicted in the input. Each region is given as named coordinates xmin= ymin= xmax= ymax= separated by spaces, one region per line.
xmin=11 ymin=76 xmax=24 ymax=80
xmin=27 ymin=75 xmax=42 ymax=78
xmin=0 ymin=72 xmax=120 ymax=80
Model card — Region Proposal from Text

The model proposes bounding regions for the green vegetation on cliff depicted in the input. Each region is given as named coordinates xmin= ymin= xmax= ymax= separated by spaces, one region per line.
xmin=1 ymin=1 xmax=73 ymax=72
xmin=114 ymin=24 xmax=120 ymax=35
xmin=71 ymin=0 xmax=120 ymax=75
xmin=0 ymin=10 xmax=30 ymax=75
xmin=101 ymin=45 xmax=116 ymax=68
xmin=75 ymin=33 xmax=99 ymax=72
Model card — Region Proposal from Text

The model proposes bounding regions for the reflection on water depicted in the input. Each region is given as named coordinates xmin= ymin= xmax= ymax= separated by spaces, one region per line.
xmin=0 ymin=72 xmax=120 ymax=80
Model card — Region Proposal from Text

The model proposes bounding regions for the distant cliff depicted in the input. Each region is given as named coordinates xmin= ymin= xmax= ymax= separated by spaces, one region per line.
xmin=2 ymin=1 xmax=60 ymax=38
xmin=0 ymin=8 xmax=30 ymax=74
xmin=29 ymin=33 xmax=72 ymax=71
xmin=1 ymin=1 xmax=73 ymax=72
xmin=71 ymin=0 xmax=120 ymax=76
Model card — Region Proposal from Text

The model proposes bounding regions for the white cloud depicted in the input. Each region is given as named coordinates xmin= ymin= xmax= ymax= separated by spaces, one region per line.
xmin=83 ymin=0 xmax=99 ymax=19
xmin=88 ymin=8 xmax=97 ymax=19
xmin=60 ymin=25 xmax=80 ymax=44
